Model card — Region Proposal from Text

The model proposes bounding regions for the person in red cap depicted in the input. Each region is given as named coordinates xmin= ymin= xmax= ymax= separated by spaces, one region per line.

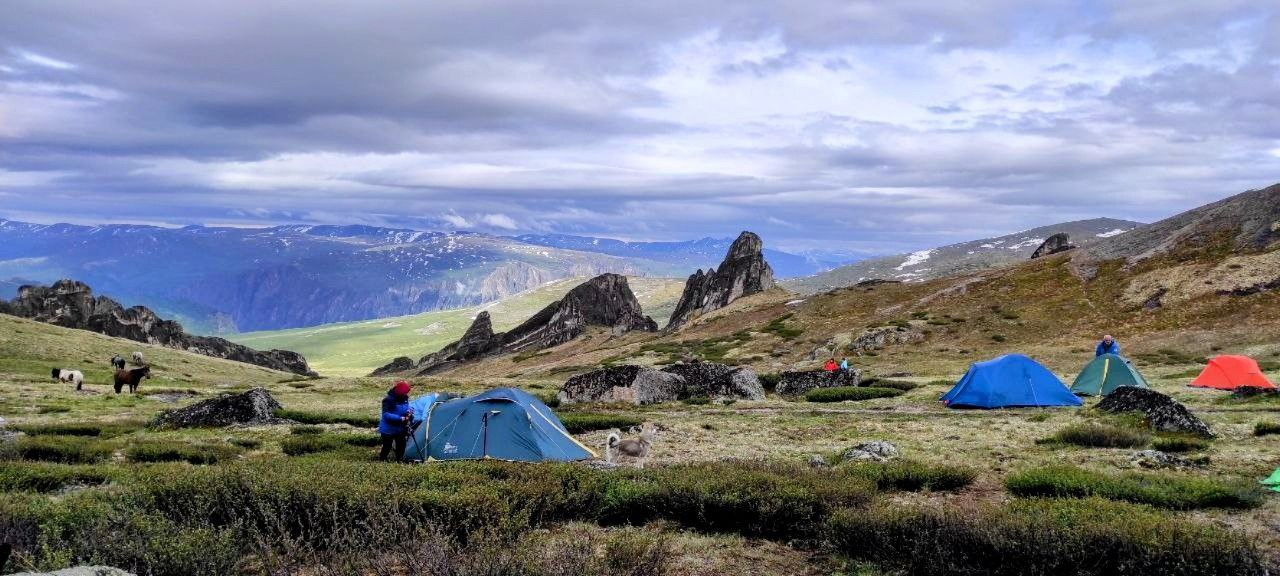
xmin=378 ymin=380 xmax=414 ymax=461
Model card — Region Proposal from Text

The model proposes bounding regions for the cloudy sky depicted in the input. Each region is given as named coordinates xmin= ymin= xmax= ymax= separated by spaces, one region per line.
xmin=1 ymin=1 xmax=1277 ymax=255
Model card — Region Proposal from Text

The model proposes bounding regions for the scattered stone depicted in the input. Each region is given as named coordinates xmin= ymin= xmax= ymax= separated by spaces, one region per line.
xmin=1030 ymin=232 xmax=1077 ymax=259
xmin=577 ymin=460 xmax=621 ymax=471
xmin=841 ymin=440 xmax=899 ymax=462
xmin=775 ymin=369 xmax=862 ymax=397
xmin=1097 ymin=386 xmax=1214 ymax=438
xmin=151 ymin=387 xmax=289 ymax=429
xmin=9 ymin=568 xmax=136 ymax=576
xmin=399 ymin=274 xmax=658 ymax=375
xmin=808 ymin=454 xmax=829 ymax=469
xmin=1131 ymin=449 xmax=1199 ymax=469
xmin=2 ymin=280 xmax=315 ymax=376
xmin=662 ymin=360 xmax=765 ymax=401
xmin=559 ymin=365 xmax=685 ymax=405
xmin=144 ymin=392 xmax=198 ymax=404
xmin=1232 ymin=386 xmax=1279 ymax=398
xmin=370 ymin=356 xmax=414 ymax=376
xmin=667 ymin=231 xmax=775 ymax=330
xmin=1142 ymin=288 xmax=1167 ymax=310
xmin=847 ymin=325 xmax=924 ymax=356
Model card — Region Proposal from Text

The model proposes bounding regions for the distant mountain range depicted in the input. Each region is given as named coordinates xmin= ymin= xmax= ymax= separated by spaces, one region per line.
xmin=784 ymin=218 xmax=1144 ymax=295
xmin=0 ymin=220 xmax=845 ymax=334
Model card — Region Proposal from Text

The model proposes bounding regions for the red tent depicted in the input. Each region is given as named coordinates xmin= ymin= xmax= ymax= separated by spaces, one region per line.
xmin=1189 ymin=355 xmax=1276 ymax=390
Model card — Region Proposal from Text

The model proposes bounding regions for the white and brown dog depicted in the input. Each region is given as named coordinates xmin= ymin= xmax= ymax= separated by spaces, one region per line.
xmin=605 ymin=423 xmax=658 ymax=468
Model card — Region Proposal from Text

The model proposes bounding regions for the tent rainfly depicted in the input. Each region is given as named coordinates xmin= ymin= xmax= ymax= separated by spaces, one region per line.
xmin=941 ymin=354 xmax=1082 ymax=409
xmin=403 ymin=387 xmax=595 ymax=462
xmin=1189 ymin=355 xmax=1276 ymax=391
xmin=1071 ymin=353 xmax=1149 ymax=396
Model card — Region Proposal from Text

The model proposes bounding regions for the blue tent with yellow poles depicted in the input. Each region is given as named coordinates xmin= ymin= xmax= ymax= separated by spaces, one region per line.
xmin=403 ymin=387 xmax=595 ymax=462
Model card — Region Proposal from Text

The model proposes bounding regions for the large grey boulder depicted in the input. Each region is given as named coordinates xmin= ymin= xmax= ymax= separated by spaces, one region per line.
xmin=3 ymin=280 xmax=315 ymax=376
xmin=1131 ymin=449 xmax=1198 ymax=469
xmin=661 ymin=360 xmax=765 ymax=400
xmin=847 ymin=325 xmax=924 ymax=356
xmin=370 ymin=356 xmax=414 ymax=376
xmin=559 ymin=365 xmax=685 ymax=405
xmin=151 ymin=387 xmax=288 ymax=428
xmin=667 ymin=232 xmax=775 ymax=330
xmin=776 ymin=369 xmax=862 ymax=397
xmin=1030 ymin=232 xmax=1076 ymax=259
xmin=841 ymin=441 xmax=900 ymax=463
xmin=1098 ymin=386 xmax=1214 ymax=438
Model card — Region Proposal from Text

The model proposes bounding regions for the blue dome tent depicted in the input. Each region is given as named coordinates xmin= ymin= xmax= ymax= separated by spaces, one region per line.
xmin=403 ymin=387 xmax=595 ymax=462
xmin=941 ymin=354 xmax=1082 ymax=409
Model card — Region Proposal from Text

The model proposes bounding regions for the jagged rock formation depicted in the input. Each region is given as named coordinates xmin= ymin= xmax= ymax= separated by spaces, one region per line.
xmin=2 ymin=280 xmax=315 ymax=376
xmin=370 ymin=356 xmax=414 ymax=376
xmin=661 ymin=360 xmax=765 ymax=400
xmin=1030 ymin=233 xmax=1076 ymax=259
xmin=667 ymin=232 xmax=775 ymax=330
xmin=376 ymin=274 xmax=658 ymax=376
xmin=847 ymin=325 xmax=925 ymax=356
xmin=775 ymin=369 xmax=862 ymax=397
xmin=150 ymin=387 xmax=289 ymax=428
xmin=1097 ymin=386 xmax=1213 ymax=438
xmin=559 ymin=365 xmax=686 ymax=405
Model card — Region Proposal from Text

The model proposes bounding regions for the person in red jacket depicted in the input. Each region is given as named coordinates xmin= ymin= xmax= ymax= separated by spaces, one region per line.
xmin=823 ymin=358 xmax=838 ymax=372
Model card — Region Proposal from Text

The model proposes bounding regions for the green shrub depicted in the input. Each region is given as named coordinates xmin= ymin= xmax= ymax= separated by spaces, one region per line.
xmin=274 ymin=409 xmax=379 ymax=428
xmin=1027 ymin=412 xmax=1051 ymax=423
xmin=858 ymin=378 xmax=917 ymax=392
xmin=558 ymin=413 xmax=643 ymax=434
xmin=126 ymin=442 xmax=240 ymax=465
xmin=805 ymin=387 xmax=903 ymax=403
xmin=7 ymin=436 xmax=112 ymax=464
xmin=343 ymin=434 xmax=382 ymax=448
xmin=36 ymin=405 xmax=71 ymax=414
xmin=535 ymin=393 xmax=561 ymax=408
xmin=761 ymin=315 xmax=803 ymax=340
xmin=990 ymin=334 xmax=1007 ymax=342
xmin=290 ymin=425 xmax=325 ymax=435
xmin=758 ymin=372 xmax=781 ymax=392
xmin=1253 ymin=421 xmax=1280 ymax=437
xmin=1039 ymin=422 xmax=1149 ymax=448
xmin=926 ymin=379 xmax=953 ymax=386
xmin=280 ymin=434 xmax=348 ymax=456
xmin=14 ymin=422 xmax=105 ymax=436
xmin=1151 ymin=436 xmax=1210 ymax=452
xmin=838 ymin=460 xmax=977 ymax=491
xmin=229 ymin=437 xmax=261 ymax=450
xmin=0 ymin=462 xmax=113 ymax=492
xmin=1005 ymin=465 xmax=1264 ymax=510
xmin=826 ymin=497 xmax=1268 ymax=576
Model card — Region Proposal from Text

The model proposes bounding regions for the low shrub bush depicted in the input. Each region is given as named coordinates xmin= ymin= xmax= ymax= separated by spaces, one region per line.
xmin=290 ymin=425 xmax=325 ymax=435
xmin=1039 ymin=422 xmax=1149 ymax=448
xmin=274 ymin=409 xmax=379 ymax=428
xmin=0 ymin=462 xmax=113 ymax=492
xmin=1005 ymin=465 xmax=1264 ymax=510
xmin=838 ymin=460 xmax=977 ymax=492
xmin=6 ymin=436 xmax=113 ymax=464
xmin=826 ymin=497 xmax=1269 ymax=575
xmin=805 ymin=387 xmax=903 ymax=403
xmin=126 ymin=442 xmax=240 ymax=465
xmin=558 ymin=413 xmax=643 ymax=434
xmin=1253 ymin=421 xmax=1280 ymax=437
xmin=1151 ymin=436 xmax=1210 ymax=452
xmin=343 ymin=434 xmax=382 ymax=448
xmin=757 ymin=372 xmax=781 ymax=392
xmin=228 ymin=437 xmax=261 ymax=450
xmin=535 ymin=393 xmax=561 ymax=408
xmin=280 ymin=434 xmax=349 ymax=456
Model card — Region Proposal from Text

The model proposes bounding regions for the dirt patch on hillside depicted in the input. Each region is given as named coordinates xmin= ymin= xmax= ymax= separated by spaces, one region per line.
xmin=1124 ymin=250 xmax=1280 ymax=307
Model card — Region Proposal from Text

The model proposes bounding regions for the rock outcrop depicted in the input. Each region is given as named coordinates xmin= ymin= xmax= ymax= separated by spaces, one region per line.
xmin=840 ymin=441 xmax=900 ymax=463
xmin=2 ymin=280 xmax=316 ymax=376
xmin=370 ymin=356 xmax=414 ymax=376
xmin=1030 ymin=233 xmax=1076 ymax=259
xmin=847 ymin=325 xmax=925 ymax=356
xmin=559 ymin=365 xmax=685 ymax=405
xmin=776 ymin=369 xmax=862 ymax=397
xmin=667 ymin=232 xmax=775 ymax=330
xmin=661 ymin=360 xmax=765 ymax=400
xmin=1097 ymin=386 xmax=1214 ymax=437
xmin=381 ymin=274 xmax=658 ymax=376
xmin=1131 ymin=449 xmax=1199 ymax=469
xmin=151 ymin=387 xmax=288 ymax=428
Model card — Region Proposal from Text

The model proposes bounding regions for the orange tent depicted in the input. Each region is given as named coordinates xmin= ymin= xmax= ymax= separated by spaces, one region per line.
xmin=1189 ymin=355 xmax=1276 ymax=390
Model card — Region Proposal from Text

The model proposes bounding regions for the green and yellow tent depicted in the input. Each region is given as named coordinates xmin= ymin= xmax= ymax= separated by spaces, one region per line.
xmin=1263 ymin=467 xmax=1280 ymax=493
xmin=1070 ymin=353 xmax=1149 ymax=396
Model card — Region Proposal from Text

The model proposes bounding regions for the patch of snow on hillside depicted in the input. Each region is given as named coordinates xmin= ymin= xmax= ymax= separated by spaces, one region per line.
xmin=414 ymin=322 xmax=443 ymax=336
xmin=1007 ymin=238 xmax=1043 ymax=250
xmin=979 ymin=243 xmax=995 ymax=249
xmin=1096 ymin=228 xmax=1128 ymax=238
xmin=381 ymin=322 xmax=403 ymax=328
xmin=895 ymin=249 xmax=933 ymax=270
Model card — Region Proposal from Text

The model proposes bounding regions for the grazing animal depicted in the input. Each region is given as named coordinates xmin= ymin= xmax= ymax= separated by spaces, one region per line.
xmin=113 ymin=366 xmax=151 ymax=394
xmin=605 ymin=423 xmax=658 ymax=468
xmin=111 ymin=355 xmax=126 ymax=370
xmin=51 ymin=368 xmax=85 ymax=390
xmin=131 ymin=351 xmax=145 ymax=366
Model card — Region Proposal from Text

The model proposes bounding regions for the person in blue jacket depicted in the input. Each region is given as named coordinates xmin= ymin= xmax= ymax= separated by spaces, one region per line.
xmin=1095 ymin=335 xmax=1120 ymax=357
xmin=839 ymin=357 xmax=850 ymax=371
xmin=378 ymin=380 xmax=414 ymax=462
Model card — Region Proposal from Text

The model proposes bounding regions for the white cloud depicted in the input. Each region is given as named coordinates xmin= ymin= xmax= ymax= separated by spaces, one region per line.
xmin=13 ymin=49 xmax=76 ymax=70
xmin=440 ymin=211 xmax=472 ymax=228
xmin=480 ymin=213 xmax=518 ymax=229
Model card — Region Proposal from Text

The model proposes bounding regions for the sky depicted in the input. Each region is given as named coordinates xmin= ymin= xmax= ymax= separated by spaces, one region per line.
xmin=1 ymin=1 xmax=1278 ymax=256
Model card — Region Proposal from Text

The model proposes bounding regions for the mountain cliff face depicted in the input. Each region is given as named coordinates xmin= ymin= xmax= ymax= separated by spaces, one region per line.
xmin=2 ymin=280 xmax=315 ymax=375
xmin=375 ymin=273 xmax=657 ymax=375
xmin=666 ymin=231 xmax=776 ymax=330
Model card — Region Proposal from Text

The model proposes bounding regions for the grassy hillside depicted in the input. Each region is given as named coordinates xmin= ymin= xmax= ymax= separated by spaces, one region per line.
xmin=231 ymin=276 xmax=685 ymax=376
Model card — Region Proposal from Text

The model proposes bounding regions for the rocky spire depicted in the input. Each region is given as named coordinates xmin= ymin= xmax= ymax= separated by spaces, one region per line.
xmin=667 ymin=231 xmax=775 ymax=330
xmin=1030 ymin=232 xmax=1076 ymax=259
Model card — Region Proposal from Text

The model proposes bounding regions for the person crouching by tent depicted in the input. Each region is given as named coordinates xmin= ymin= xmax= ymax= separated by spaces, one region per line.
xmin=824 ymin=358 xmax=838 ymax=372
xmin=839 ymin=357 xmax=850 ymax=371
xmin=1095 ymin=335 xmax=1120 ymax=357
xmin=378 ymin=380 xmax=415 ymax=462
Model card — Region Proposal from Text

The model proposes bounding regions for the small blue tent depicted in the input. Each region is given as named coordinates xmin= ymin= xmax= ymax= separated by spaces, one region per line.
xmin=404 ymin=387 xmax=595 ymax=462
xmin=940 ymin=354 xmax=1082 ymax=409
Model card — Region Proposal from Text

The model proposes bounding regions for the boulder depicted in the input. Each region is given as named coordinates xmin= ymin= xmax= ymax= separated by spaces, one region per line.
xmin=151 ymin=387 xmax=288 ymax=428
xmin=1030 ymin=233 xmax=1076 ymax=259
xmin=847 ymin=325 xmax=923 ymax=356
xmin=667 ymin=232 xmax=775 ymax=330
xmin=1232 ymin=386 xmax=1278 ymax=398
xmin=2 ymin=280 xmax=316 ymax=376
xmin=776 ymin=369 xmax=862 ymax=397
xmin=841 ymin=441 xmax=899 ymax=463
xmin=661 ymin=360 xmax=764 ymax=400
xmin=1131 ymin=449 xmax=1199 ymax=469
xmin=400 ymin=274 xmax=658 ymax=375
xmin=9 ymin=568 xmax=136 ymax=576
xmin=1097 ymin=386 xmax=1214 ymax=438
xmin=370 ymin=356 xmax=414 ymax=376
xmin=808 ymin=454 xmax=829 ymax=469
xmin=559 ymin=365 xmax=685 ymax=405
